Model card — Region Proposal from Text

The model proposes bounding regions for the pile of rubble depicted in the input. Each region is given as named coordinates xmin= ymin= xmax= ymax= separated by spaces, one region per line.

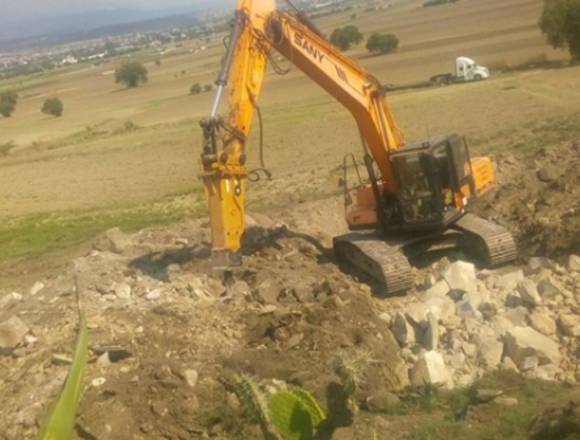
xmin=1 ymin=210 xmax=580 ymax=438
xmin=384 ymin=255 xmax=580 ymax=389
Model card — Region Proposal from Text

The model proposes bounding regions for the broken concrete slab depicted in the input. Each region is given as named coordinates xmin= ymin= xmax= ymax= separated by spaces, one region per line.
xmin=476 ymin=335 xmax=504 ymax=369
xmin=443 ymin=261 xmax=476 ymax=293
xmin=537 ymin=278 xmax=563 ymax=299
xmin=393 ymin=312 xmax=416 ymax=347
xmin=504 ymin=326 xmax=561 ymax=368
xmin=529 ymin=311 xmax=557 ymax=336
xmin=503 ymin=307 xmax=530 ymax=327
xmin=557 ymin=314 xmax=580 ymax=337
xmin=410 ymin=351 xmax=452 ymax=388
xmin=494 ymin=270 xmax=525 ymax=292
xmin=424 ymin=312 xmax=439 ymax=351
xmin=517 ymin=279 xmax=542 ymax=307
xmin=424 ymin=280 xmax=450 ymax=299
xmin=527 ymin=257 xmax=554 ymax=274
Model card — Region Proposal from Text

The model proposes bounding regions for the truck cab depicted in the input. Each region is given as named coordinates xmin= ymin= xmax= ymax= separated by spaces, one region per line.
xmin=455 ymin=57 xmax=490 ymax=81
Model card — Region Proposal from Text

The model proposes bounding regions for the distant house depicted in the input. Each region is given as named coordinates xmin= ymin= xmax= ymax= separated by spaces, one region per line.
xmin=61 ymin=55 xmax=79 ymax=65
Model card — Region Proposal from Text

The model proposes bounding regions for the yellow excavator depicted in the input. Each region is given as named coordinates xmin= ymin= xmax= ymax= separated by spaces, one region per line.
xmin=199 ymin=0 xmax=517 ymax=294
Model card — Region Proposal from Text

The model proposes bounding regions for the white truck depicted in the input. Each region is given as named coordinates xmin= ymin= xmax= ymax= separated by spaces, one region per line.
xmin=430 ymin=57 xmax=490 ymax=85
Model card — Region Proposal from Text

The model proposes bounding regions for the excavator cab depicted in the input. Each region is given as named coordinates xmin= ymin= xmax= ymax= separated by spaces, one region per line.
xmin=389 ymin=134 xmax=475 ymax=231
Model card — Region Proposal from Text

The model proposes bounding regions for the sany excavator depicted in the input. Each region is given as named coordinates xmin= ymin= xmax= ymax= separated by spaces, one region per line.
xmin=199 ymin=0 xmax=517 ymax=294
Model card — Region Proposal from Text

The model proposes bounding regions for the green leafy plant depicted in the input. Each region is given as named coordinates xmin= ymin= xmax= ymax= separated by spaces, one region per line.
xmin=330 ymin=25 xmax=363 ymax=51
xmin=37 ymin=314 xmax=88 ymax=440
xmin=0 ymin=90 xmax=18 ymax=118
xmin=230 ymin=375 xmax=327 ymax=440
xmin=268 ymin=388 xmax=326 ymax=440
xmin=42 ymin=97 xmax=64 ymax=117
xmin=366 ymin=33 xmax=399 ymax=55
xmin=540 ymin=0 xmax=580 ymax=60
xmin=115 ymin=61 xmax=148 ymax=88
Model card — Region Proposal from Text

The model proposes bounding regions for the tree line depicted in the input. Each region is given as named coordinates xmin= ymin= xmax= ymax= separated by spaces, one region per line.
xmin=0 ymin=92 xmax=63 ymax=118
xmin=330 ymin=25 xmax=400 ymax=54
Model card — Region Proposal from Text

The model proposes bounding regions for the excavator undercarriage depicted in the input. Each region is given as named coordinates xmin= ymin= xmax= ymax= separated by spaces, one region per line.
xmin=334 ymin=213 xmax=517 ymax=295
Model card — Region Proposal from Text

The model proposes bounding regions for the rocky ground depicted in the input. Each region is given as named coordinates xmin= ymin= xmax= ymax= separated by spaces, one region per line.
xmin=0 ymin=141 xmax=579 ymax=439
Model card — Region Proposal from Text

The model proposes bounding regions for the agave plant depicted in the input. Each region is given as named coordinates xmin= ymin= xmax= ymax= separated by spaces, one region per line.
xmin=38 ymin=314 xmax=88 ymax=440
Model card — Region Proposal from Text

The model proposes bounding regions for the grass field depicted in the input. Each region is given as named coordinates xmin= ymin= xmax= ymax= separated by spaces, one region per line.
xmin=1 ymin=0 xmax=579 ymax=273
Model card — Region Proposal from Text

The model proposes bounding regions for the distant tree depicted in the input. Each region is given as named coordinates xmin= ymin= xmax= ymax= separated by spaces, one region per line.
xmin=155 ymin=59 xmax=162 ymax=67
xmin=330 ymin=25 xmax=364 ymax=51
xmin=0 ymin=91 xmax=18 ymax=118
xmin=540 ymin=0 xmax=580 ymax=60
xmin=104 ymin=41 xmax=119 ymax=56
xmin=115 ymin=62 xmax=148 ymax=88
xmin=350 ymin=13 xmax=357 ymax=20
xmin=42 ymin=97 xmax=64 ymax=117
xmin=366 ymin=33 xmax=400 ymax=55
xmin=190 ymin=83 xmax=203 ymax=95
xmin=203 ymin=84 xmax=213 ymax=93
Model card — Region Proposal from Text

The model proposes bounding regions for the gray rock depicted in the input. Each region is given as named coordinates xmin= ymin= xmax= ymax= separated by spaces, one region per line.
xmin=505 ymin=293 xmax=523 ymax=308
xmin=113 ymin=282 xmax=132 ymax=300
xmin=424 ymin=296 xmax=456 ymax=322
xmin=537 ymin=278 xmax=563 ymax=299
xmin=477 ymin=335 xmax=504 ymax=369
xmin=443 ymin=261 xmax=476 ymax=293
xmin=490 ymin=315 xmax=516 ymax=336
xmin=93 ymin=227 xmax=132 ymax=254
xmin=537 ymin=166 xmax=561 ymax=183
xmin=411 ymin=351 xmax=452 ymax=388
xmin=517 ymin=280 xmax=542 ymax=307
xmin=30 ymin=281 xmax=45 ymax=296
xmin=527 ymin=257 xmax=554 ymax=274
xmin=504 ymin=306 xmax=530 ymax=327
xmin=379 ymin=313 xmax=391 ymax=325
xmin=500 ymin=356 xmax=519 ymax=372
xmin=181 ymin=369 xmax=199 ymax=388
xmin=456 ymin=298 xmax=482 ymax=320
xmin=504 ymin=326 xmax=562 ymax=368
xmin=0 ymin=292 xmax=23 ymax=310
xmin=424 ymin=280 xmax=450 ymax=299
xmin=495 ymin=270 xmax=525 ymax=291
xmin=0 ymin=317 xmax=29 ymax=350
xmin=405 ymin=303 xmax=429 ymax=327
xmin=365 ymin=391 xmax=401 ymax=413
xmin=529 ymin=312 xmax=557 ymax=336
xmin=255 ymin=280 xmax=280 ymax=305
xmin=568 ymin=255 xmax=580 ymax=272
xmin=424 ymin=312 xmax=439 ymax=351
xmin=521 ymin=356 xmax=539 ymax=371
xmin=479 ymin=302 xmax=498 ymax=320
xmin=229 ymin=280 xmax=251 ymax=297
xmin=146 ymin=289 xmax=162 ymax=301
xmin=393 ymin=312 xmax=416 ymax=347
xmin=557 ymin=314 xmax=580 ymax=337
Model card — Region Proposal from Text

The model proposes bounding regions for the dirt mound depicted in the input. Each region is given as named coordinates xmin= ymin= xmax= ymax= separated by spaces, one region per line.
xmin=474 ymin=141 xmax=580 ymax=259
xmin=0 ymin=220 xmax=407 ymax=439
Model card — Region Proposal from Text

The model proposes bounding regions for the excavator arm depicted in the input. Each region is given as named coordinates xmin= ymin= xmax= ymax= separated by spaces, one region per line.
xmin=201 ymin=0 xmax=407 ymax=265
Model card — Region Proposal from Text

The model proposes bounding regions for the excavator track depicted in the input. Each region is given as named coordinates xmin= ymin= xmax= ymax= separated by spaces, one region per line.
xmin=333 ymin=214 xmax=517 ymax=296
xmin=333 ymin=234 xmax=414 ymax=295
xmin=453 ymin=213 xmax=518 ymax=267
